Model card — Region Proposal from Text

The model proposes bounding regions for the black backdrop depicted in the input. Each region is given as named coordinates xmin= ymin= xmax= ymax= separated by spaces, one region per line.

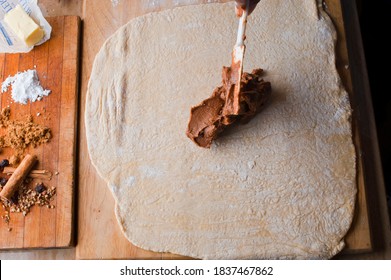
xmin=359 ymin=0 xmax=391 ymax=212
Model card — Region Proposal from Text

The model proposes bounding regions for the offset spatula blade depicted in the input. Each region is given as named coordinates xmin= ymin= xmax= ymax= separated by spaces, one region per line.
xmin=225 ymin=2 xmax=249 ymax=116
xmin=230 ymin=44 xmax=246 ymax=115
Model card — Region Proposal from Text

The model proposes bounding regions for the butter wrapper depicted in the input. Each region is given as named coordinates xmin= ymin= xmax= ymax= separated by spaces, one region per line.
xmin=0 ymin=0 xmax=51 ymax=53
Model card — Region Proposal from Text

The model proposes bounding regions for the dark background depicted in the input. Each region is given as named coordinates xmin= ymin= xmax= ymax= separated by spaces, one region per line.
xmin=359 ymin=0 xmax=391 ymax=214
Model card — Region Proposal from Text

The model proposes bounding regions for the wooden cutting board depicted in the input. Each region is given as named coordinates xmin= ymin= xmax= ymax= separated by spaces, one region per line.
xmin=0 ymin=16 xmax=80 ymax=249
xmin=77 ymin=0 xmax=372 ymax=259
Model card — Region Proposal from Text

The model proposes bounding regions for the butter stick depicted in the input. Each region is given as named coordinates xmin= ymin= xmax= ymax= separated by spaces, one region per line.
xmin=4 ymin=5 xmax=44 ymax=47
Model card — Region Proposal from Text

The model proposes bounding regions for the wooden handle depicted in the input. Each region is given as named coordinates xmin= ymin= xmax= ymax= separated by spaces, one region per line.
xmin=0 ymin=154 xmax=37 ymax=201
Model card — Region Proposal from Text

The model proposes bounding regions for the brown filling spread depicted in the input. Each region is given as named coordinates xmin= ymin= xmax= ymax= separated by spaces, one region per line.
xmin=186 ymin=67 xmax=272 ymax=148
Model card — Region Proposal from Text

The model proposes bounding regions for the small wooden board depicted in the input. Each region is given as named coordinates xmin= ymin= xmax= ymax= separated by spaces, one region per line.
xmin=0 ymin=16 xmax=80 ymax=249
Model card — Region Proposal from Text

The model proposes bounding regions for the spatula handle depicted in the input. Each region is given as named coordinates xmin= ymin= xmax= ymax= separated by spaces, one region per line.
xmin=235 ymin=0 xmax=250 ymax=47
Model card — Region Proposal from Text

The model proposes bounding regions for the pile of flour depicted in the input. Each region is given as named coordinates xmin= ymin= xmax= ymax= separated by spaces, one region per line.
xmin=1 ymin=69 xmax=51 ymax=105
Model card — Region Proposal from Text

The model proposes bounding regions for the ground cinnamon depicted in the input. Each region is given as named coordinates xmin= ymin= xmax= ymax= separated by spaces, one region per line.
xmin=0 ymin=107 xmax=51 ymax=154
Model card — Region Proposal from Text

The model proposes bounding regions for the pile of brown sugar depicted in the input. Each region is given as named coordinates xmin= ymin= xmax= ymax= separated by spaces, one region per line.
xmin=0 ymin=107 xmax=51 ymax=156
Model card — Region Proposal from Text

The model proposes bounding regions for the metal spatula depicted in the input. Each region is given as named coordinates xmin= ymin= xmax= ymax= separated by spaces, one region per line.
xmin=225 ymin=1 xmax=249 ymax=116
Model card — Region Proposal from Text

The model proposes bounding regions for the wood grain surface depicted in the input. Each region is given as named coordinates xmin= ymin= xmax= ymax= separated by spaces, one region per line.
xmin=0 ymin=16 xmax=80 ymax=250
xmin=325 ymin=0 xmax=372 ymax=253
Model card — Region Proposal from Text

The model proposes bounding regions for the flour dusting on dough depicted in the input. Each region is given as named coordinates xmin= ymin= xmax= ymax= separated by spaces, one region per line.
xmin=86 ymin=1 xmax=356 ymax=259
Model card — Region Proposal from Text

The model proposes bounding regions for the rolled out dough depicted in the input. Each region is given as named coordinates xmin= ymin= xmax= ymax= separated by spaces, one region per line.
xmin=86 ymin=0 xmax=356 ymax=259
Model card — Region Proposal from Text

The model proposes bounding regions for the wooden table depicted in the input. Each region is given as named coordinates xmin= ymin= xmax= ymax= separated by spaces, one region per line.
xmin=0 ymin=0 xmax=390 ymax=260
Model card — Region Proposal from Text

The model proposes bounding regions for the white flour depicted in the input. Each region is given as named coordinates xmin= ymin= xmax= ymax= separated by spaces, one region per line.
xmin=1 ymin=69 xmax=51 ymax=105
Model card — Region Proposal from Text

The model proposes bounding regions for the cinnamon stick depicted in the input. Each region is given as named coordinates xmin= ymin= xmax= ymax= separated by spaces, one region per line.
xmin=2 ymin=167 xmax=52 ymax=180
xmin=0 ymin=154 xmax=37 ymax=201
